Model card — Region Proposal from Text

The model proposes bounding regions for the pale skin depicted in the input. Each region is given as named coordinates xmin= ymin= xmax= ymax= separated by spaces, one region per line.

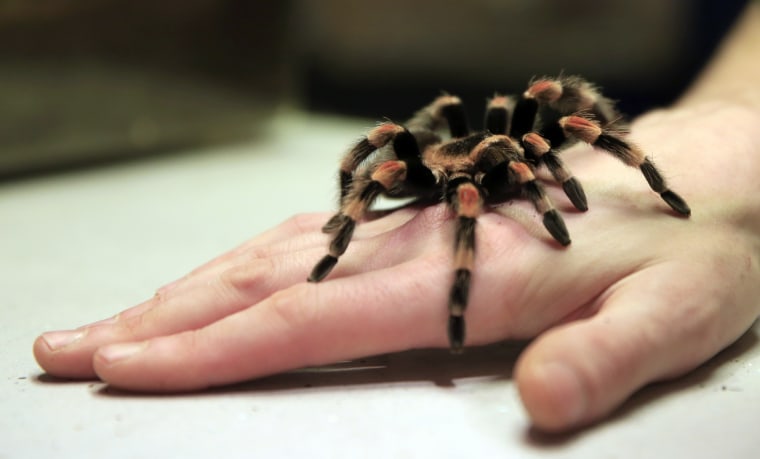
xmin=34 ymin=4 xmax=760 ymax=432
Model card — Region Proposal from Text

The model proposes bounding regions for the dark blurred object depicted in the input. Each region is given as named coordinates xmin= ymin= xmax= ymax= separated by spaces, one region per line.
xmin=291 ymin=0 xmax=748 ymax=120
xmin=1 ymin=0 xmax=748 ymax=179
xmin=0 ymin=1 xmax=290 ymax=179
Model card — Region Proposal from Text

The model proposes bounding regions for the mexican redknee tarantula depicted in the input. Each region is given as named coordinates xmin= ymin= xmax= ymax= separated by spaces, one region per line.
xmin=307 ymin=75 xmax=691 ymax=353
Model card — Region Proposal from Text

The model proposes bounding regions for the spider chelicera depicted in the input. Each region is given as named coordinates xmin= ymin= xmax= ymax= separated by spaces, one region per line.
xmin=307 ymin=75 xmax=691 ymax=353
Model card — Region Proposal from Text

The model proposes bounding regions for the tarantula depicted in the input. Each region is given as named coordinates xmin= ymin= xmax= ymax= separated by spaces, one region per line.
xmin=307 ymin=75 xmax=691 ymax=353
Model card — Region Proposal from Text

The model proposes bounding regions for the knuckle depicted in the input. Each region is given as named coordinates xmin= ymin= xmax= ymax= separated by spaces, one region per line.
xmin=219 ymin=258 xmax=275 ymax=298
xmin=238 ymin=244 xmax=272 ymax=263
xmin=282 ymin=212 xmax=328 ymax=236
xmin=266 ymin=284 xmax=320 ymax=330
xmin=119 ymin=307 xmax=149 ymax=339
xmin=153 ymin=280 xmax=180 ymax=302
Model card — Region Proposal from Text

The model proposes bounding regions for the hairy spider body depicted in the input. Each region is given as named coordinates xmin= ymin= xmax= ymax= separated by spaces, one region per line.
xmin=308 ymin=76 xmax=691 ymax=353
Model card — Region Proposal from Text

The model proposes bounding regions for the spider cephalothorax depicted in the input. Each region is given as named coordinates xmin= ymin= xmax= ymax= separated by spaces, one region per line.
xmin=307 ymin=75 xmax=691 ymax=353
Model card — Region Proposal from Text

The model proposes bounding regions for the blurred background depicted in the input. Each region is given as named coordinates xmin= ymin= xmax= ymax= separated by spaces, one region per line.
xmin=0 ymin=0 xmax=748 ymax=179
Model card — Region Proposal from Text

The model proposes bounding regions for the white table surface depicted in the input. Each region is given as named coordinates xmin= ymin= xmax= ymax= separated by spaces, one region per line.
xmin=2 ymin=110 xmax=759 ymax=458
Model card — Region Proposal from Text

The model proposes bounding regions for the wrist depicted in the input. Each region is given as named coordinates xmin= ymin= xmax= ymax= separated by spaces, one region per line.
xmin=677 ymin=3 xmax=760 ymax=111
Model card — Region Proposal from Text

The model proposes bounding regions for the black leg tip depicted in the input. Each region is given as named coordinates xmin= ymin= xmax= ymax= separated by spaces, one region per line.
xmin=448 ymin=316 xmax=465 ymax=354
xmin=661 ymin=190 xmax=691 ymax=217
xmin=543 ymin=209 xmax=571 ymax=246
xmin=307 ymin=255 xmax=338 ymax=282
xmin=562 ymin=178 xmax=588 ymax=212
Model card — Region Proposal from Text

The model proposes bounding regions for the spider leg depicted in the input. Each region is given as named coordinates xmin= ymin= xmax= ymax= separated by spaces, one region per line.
xmin=525 ymin=76 xmax=624 ymax=128
xmin=509 ymin=96 xmax=539 ymax=139
xmin=515 ymin=161 xmax=572 ymax=245
xmin=444 ymin=177 xmax=484 ymax=353
xmin=480 ymin=156 xmax=571 ymax=245
xmin=309 ymin=160 xmax=409 ymax=282
xmin=484 ymin=95 xmax=515 ymax=135
xmin=335 ymin=122 xmax=412 ymax=205
xmin=325 ymin=118 xmax=437 ymax=232
xmin=407 ymin=94 xmax=470 ymax=138
xmin=560 ymin=115 xmax=691 ymax=216
xmin=522 ymin=132 xmax=588 ymax=211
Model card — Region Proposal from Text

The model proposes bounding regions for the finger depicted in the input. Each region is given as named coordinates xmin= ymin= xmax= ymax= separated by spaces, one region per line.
xmin=195 ymin=207 xmax=422 ymax=276
xmin=142 ymin=208 xmax=421 ymax=302
xmin=158 ymin=213 xmax=333 ymax=294
xmin=33 ymin=210 xmax=442 ymax=380
xmin=514 ymin=260 xmax=754 ymax=432
xmin=32 ymin=258 xmax=287 ymax=378
xmin=91 ymin=256 xmax=451 ymax=391
xmin=145 ymin=205 xmax=442 ymax=320
xmin=56 ymin=213 xmax=334 ymax=335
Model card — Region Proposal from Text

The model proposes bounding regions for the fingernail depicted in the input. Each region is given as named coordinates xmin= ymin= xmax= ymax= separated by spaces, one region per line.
xmin=537 ymin=362 xmax=588 ymax=425
xmin=98 ymin=342 xmax=148 ymax=365
xmin=41 ymin=330 xmax=86 ymax=351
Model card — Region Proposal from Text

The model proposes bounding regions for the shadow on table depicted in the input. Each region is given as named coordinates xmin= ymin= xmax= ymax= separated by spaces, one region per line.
xmin=94 ymin=340 xmax=525 ymax=396
xmin=37 ymin=323 xmax=757 ymax=441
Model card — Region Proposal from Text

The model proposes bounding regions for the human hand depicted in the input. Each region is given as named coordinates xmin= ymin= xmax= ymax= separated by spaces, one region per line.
xmin=34 ymin=101 xmax=760 ymax=432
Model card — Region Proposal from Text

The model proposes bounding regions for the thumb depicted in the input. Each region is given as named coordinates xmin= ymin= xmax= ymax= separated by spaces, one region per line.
xmin=514 ymin=261 xmax=739 ymax=432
